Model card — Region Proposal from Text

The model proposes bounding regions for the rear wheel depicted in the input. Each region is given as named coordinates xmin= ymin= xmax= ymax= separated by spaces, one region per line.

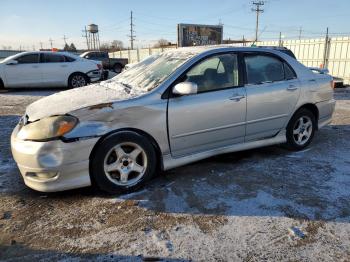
xmin=286 ymin=108 xmax=316 ymax=150
xmin=68 ymin=73 xmax=89 ymax=88
xmin=91 ymin=131 xmax=157 ymax=194
xmin=113 ymin=63 xmax=122 ymax=74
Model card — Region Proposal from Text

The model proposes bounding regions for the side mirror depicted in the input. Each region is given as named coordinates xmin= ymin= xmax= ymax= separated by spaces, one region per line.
xmin=6 ymin=60 xmax=18 ymax=65
xmin=172 ymin=82 xmax=198 ymax=96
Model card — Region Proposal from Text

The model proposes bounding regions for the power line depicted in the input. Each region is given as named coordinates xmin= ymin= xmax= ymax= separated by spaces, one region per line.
xmin=252 ymin=1 xmax=265 ymax=41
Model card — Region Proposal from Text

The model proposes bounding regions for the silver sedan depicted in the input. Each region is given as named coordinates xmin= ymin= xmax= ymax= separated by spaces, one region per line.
xmin=11 ymin=46 xmax=335 ymax=193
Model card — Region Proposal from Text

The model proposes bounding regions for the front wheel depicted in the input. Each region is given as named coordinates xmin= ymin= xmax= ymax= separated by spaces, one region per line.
xmin=286 ymin=108 xmax=316 ymax=150
xmin=90 ymin=131 xmax=157 ymax=194
xmin=68 ymin=73 xmax=89 ymax=88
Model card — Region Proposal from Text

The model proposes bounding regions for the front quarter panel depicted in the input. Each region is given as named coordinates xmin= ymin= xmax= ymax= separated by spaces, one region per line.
xmin=64 ymin=95 xmax=170 ymax=155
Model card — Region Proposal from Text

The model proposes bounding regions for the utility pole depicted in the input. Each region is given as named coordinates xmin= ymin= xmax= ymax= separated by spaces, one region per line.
xmin=49 ymin=38 xmax=54 ymax=49
xmin=128 ymin=11 xmax=136 ymax=50
xmin=279 ymin=32 xmax=282 ymax=46
xmin=39 ymin=42 xmax=43 ymax=50
xmin=298 ymin=26 xmax=303 ymax=40
xmin=63 ymin=35 xmax=68 ymax=45
xmin=82 ymin=27 xmax=90 ymax=50
xmin=252 ymin=1 xmax=264 ymax=42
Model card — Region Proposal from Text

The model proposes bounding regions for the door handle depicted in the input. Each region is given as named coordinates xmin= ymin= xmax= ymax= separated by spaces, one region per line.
xmin=287 ymin=85 xmax=298 ymax=91
xmin=32 ymin=65 xmax=39 ymax=68
xmin=229 ymin=94 xmax=245 ymax=101
xmin=60 ymin=65 xmax=68 ymax=67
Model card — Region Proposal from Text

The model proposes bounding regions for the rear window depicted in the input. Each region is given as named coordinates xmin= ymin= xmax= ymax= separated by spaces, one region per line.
xmin=42 ymin=53 xmax=65 ymax=63
xmin=64 ymin=56 xmax=76 ymax=62
xmin=245 ymin=55 xmax=285 ymax=84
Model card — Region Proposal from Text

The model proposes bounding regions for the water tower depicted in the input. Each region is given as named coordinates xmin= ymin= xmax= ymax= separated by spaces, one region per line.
xmin=87 ymin=24 xmax=100 ymax=50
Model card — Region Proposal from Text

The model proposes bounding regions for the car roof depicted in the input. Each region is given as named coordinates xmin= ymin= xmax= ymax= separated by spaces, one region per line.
xmin=163 ymin=45 xmax=294 ymax=59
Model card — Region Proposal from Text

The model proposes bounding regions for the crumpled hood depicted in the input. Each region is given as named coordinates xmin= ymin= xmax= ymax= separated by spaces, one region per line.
xmin=26 ymin=81 xmax=147 ymax=121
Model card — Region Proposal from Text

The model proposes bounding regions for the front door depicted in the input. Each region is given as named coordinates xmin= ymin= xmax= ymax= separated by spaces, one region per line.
xmin=168 ymin=53 xmax=247 ymax=157
xmin=243 ymin=53 xmax=301 ymax=141
xmin=4 ymin=53 xmax=43 ymax=87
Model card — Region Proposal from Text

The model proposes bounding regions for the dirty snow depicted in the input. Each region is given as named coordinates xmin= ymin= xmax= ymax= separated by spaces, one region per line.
xmin=0 ymin=87 xmax=350 ymax=261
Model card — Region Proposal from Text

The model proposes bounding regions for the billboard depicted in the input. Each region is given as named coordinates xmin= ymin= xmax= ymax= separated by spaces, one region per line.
xmin=177 ymin=23 xmax=223 ymax=47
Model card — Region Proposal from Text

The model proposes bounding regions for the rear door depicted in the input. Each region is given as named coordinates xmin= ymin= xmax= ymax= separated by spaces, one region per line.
xmin=243 ymin=53 xmax=300 ymax=141
xmin=4 ymin=53 xmax=43 ymax=87
xmin=168 ymin=53 xmax=247 ymax=157
xmin=41 ymin=53 xmax=72 ymax=86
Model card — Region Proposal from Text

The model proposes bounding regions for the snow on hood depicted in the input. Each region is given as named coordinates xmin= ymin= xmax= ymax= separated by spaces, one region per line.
xmin=26 ymin=81 xmax=147 ymax=121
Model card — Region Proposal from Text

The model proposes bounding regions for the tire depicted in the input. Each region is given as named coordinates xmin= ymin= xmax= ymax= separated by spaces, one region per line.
xmin=90 ymin=131 xmax=157 ymax=194
xmin=0 ymin=78 xmax=4 ymax=91
xmin=285 ymin=108 xmax=316 ymax=151
xmin=113 ymin=63 xmax=122 ymax=74
xmin=68 ymin=73 xmax=89 ymax=88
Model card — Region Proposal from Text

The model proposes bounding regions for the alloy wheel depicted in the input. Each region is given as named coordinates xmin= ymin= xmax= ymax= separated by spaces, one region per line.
xmin=71 ymin=75 xmax=86 ymax=87
xmin=292 ymin=116 xmax=313 ymax=146
xmin=103 ymin=142 xmax=148 ymax=186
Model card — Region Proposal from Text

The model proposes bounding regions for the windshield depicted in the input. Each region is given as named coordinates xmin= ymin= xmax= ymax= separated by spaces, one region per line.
xmin=112 ymin=50 xmax=198 ymax=91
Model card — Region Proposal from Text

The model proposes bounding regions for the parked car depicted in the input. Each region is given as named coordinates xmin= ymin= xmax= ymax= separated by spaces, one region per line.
xmin=11 ymin=46 xmax=335 ymax=193
xmin=80 ymin=51 xmax=128 ymax=73
xmin=0 ymin=51 xmax=102 ymax=89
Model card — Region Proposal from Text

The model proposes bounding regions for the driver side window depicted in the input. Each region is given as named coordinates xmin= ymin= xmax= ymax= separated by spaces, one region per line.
xmin=185 ymin=54 xmax=239 ymax=93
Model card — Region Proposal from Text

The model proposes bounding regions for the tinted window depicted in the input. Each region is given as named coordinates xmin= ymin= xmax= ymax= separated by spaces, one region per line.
xmin=42 ymin=53 xmax=65 ymax=63
xmin=185 ymin=54 xmax=239 ymax=93
xmin=64 ymin=56 xmax=76 ymax=62
xmin=284 ymin=62 xmax=296 ymax=79
xmin=16 ymin=54 xmax=39 ymax=64
xmin=245 ymin=55 xmax=284 ymax=84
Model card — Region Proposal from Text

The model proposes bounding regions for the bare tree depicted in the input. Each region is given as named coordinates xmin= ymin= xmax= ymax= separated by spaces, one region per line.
xmin=110 ymin=40 xmax=124 ymax=51
xmin=153 ymin=39 xmax=170 ymax=48
xmin=1 ymin=45 xmax=12 ymax=50
xmin=100 ymin=40 xmax=124 ymax=52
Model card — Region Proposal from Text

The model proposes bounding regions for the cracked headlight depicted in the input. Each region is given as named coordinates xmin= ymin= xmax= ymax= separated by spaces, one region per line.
xmin=17 ymin=115 xmax=78 ymax=141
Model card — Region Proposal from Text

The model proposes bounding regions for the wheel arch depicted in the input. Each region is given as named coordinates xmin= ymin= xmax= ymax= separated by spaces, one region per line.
xmin=68 ymin=71 xmax=90 ymax=84
xmin=88 ymin=128 xmax=163 ymax=184
xmin=290 ymin=103 xmax=319 ymax=129
xmin=0 ymin=77 xmax=4 ymax=89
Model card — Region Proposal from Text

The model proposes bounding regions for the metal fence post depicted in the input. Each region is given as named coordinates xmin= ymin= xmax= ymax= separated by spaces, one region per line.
xmin=137 ymin=48 xmax=140 ymax=62
xmin=322 ymin=27 xmax=330 ymax=68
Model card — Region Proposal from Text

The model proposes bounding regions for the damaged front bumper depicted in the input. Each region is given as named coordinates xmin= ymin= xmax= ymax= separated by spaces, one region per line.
xmin=11 ymin=124 xmax=99 ymax=192
xmin=87 ymin=69 xmax=103 ymax=82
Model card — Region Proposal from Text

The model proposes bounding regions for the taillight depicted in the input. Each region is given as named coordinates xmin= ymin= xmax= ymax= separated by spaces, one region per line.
xmin=97 ymin=64 xmax=102 ymax=70
xmin=331 ymin=80 xmax=335 ymax=89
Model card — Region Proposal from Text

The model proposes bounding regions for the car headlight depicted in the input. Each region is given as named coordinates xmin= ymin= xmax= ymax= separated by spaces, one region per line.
xmin=17 ymin=115 xmax=78 ymax=141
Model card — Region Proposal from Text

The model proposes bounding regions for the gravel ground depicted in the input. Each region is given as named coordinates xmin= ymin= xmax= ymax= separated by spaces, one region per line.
xmin=0 ymin=87 xmax=349 ymax=261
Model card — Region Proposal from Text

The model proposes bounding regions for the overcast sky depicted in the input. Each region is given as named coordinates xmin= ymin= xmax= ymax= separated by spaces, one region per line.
xmin=0 ymin=0 xmax=348 ymax=50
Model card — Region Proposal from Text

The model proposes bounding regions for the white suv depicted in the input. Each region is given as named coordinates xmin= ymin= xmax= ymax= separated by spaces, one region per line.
xmin=0 ymin=51 xmax=102 ymax=89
